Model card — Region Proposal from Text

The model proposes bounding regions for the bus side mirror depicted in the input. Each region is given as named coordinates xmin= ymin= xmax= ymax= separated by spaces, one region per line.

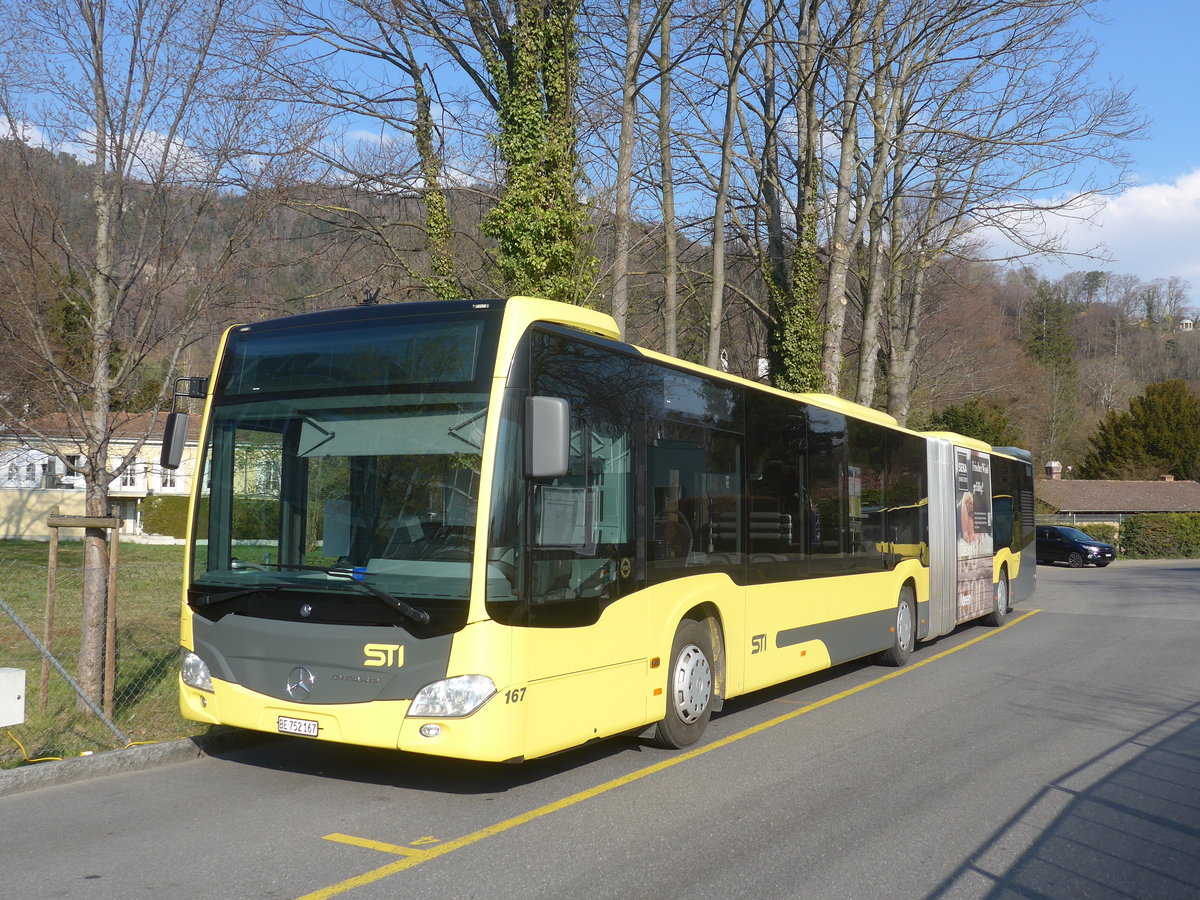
xmin=160 ymin=412 xmax=189 ymax=470
xmin=525 ymin=396 xmax=569 ymax=479
xmin=160 ymin=376 xmax=208 ymax=470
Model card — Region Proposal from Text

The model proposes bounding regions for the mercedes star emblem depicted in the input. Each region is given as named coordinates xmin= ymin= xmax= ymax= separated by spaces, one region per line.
xmin=285 ymin=666 xmax=315 ymax=700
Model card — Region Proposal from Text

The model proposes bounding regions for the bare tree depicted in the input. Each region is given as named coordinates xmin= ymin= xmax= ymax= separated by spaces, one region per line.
xmin=655 ymin=5 xmax=682 ymax=355
xmin=269 ymin=0 xmax=490 ymax=301
xmin=869 ymin=0 xmax=1142 ymax=423
xmin=703 ymin=0 xmax=749 ymax=369
xmin=0 ymin=0 xmax=315 ymax=704
xmin=818 ymin=0 xmax=870 ymax=391
xmin=597 ymin=0 xmax=676 ymax=336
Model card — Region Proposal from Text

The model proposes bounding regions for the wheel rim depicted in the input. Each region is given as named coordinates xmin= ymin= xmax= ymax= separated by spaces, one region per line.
xmin=896 ymin=601 xmax=914 ymax=652
xmin=1068 ymin=552 xmax=1083 ymax=568
xmin=996 ymin=576 xmax=1009 ymax=613
xmin=671 ymin=643 xmax=712 ymax=724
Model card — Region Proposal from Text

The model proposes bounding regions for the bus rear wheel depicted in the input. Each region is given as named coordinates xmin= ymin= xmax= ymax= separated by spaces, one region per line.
xmin=986 ymin=569 xmax=1010 ymax=627
xmin=876 ymin=586 xmax=916 ymax=667
xmin=651 ymin=619 xmax=715 ymax=749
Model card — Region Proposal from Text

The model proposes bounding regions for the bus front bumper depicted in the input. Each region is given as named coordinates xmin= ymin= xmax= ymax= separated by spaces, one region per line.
xmin=180 ymin=677 xmax=527 ymax=762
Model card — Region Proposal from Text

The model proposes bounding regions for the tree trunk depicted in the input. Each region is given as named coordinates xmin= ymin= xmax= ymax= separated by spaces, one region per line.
xmin=759 ymin=0 xmax=787 ymax=301
xmin=80 ymin=3 xmax=115 ymax=705
xmin=407 ymin=32 xmax=459 ymax=301
xmin=658 ymin=8 xmax=679 ymax=357
xmin=820 ymin=0 xmax=867 ymax=392
xmin=764 ymin=0 xmax=826 ymax=394
xmin=79 ymin=477 xmax=112 ymax=706
xmin=886 ymin=262 xmax=927 ymax=426
xmin=610 ymin=0 xmax=643 ymax=337
xmin=854 ymin=42 xmax=898 ymax=407
xmin=855 ymin=217 xmax=888 ymax=406
xmin=706 ymin=0 xmax=744 ymax=371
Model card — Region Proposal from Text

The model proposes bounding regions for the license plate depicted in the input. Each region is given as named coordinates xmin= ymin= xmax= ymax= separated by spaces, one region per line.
xmin=277 ymin=716 xmax=319 ymax=737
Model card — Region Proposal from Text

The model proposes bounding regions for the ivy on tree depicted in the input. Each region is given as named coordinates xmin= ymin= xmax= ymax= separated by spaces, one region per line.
xmin=482 ymin=0 xmax=596 ymax=305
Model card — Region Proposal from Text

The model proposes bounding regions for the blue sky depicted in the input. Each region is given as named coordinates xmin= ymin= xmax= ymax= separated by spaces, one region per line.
xmin=1043 ymin=0 xmax=1200 ymax=292
xmin=1095 ymin=0 xmax=1200 ymax=182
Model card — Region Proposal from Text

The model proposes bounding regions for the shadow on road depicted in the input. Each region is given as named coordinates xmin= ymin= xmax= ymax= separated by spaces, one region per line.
xmin=929 ymin=702 xmax=1200 ymax=898
xmin=200 ymin=618 xmax=1005 ymax=796
xmin=202 ymin=727 xmax=657 ymax=795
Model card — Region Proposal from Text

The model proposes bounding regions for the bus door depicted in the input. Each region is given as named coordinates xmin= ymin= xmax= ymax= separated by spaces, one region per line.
xmin=517 ymin=405 xmax=645 ymax=757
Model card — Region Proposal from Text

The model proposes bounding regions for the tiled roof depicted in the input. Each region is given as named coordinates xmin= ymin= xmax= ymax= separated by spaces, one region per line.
xmin=1038 ymin=478 xmax=1200 ymax=513
xmin=0 ymin=410 xmax=201 ymax=443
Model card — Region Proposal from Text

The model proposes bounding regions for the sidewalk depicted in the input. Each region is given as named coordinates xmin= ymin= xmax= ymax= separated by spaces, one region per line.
xmin=0 ymin=728 xmax=277 ymax=798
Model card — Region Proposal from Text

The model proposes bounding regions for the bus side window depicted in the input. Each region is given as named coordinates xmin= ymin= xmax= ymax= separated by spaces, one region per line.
xmin=745 ymin=396 xmax=807 ymax=582
xmin=807 ymin=408 xmax=849 ymax=576
xmin=993 ymin=496 xmax=1014 ymax=549
xmin=647 ymin=420 xmax=741 ymax=583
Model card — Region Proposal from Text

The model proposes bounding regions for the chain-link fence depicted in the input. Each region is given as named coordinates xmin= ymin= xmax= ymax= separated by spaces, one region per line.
xmin=0 ymin=541 xmax=195 ymax=768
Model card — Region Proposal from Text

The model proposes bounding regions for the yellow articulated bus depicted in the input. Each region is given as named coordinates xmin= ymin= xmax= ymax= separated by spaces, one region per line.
xmin=162 ymin=297 xmax=1035 ymax=762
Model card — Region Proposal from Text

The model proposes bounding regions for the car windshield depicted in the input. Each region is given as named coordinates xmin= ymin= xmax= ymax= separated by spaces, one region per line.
xmin=1056 ymin=526 xmax=1100 ymax=542
xmin=188 ymin=308 xmax=502 ymax=632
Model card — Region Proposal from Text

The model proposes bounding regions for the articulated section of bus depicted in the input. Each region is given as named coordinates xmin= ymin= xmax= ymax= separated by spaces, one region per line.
xmin=924 ymin=436 xmax=1036 ymax=640
xmin=172 ymin=297 xmax=1033 ymax=763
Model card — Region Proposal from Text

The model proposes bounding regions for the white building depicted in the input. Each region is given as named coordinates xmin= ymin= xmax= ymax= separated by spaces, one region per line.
xmin=0 ymin=411 xmax=198 ymax=538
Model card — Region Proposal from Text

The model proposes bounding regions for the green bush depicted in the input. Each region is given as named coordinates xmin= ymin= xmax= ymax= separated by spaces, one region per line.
xmin=1120 ymin=513 xmax=1200 ymax=558
xmin=1084 ymin=523 xmax=1118 ymax=545
xmin=141 ymin=495 xmax=190 ymax=538
xmin=232 ymin=498 xmax=280 ymax=541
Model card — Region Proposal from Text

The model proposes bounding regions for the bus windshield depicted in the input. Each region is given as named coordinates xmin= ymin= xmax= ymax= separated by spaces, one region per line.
xmin=188 ymin=309 xmax=501 ymax=633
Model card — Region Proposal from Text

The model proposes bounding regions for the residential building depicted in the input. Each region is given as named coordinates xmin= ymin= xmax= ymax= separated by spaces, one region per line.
xmin=1037 ymin=474 xmax=1200 ymax=527
xmin=0 ymin=411 xmax=200 ymax=539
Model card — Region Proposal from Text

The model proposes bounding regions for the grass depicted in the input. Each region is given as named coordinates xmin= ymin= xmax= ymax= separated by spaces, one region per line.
xmin=0 ymin=539 xmax=198 ymax=768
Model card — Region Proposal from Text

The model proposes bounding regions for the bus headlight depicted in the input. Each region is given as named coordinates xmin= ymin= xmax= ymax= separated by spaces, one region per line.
xmin=409 ymin=675 xmax=495 ymax=717
xmin=181 ymin=649 xmax=213 ymax=692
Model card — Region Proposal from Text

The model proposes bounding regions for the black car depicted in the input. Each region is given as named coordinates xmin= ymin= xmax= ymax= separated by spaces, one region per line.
xmin=1036 ymin=525 xmax=1116 ymax=568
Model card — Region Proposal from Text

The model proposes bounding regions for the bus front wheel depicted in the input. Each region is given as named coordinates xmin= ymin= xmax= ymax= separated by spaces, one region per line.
xmin=651 ymin=619 xmax=715 ymax=749
xmin=876 ymin=586 xmax=916 ymax=667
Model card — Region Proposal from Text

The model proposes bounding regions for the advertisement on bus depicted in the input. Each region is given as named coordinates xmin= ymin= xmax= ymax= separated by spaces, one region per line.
xmin=955 ymin=448 xmax=993 ymax=622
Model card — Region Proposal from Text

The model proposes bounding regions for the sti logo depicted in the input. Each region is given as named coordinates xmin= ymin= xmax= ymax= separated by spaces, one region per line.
xmin=363 ymin=643 xmax=405 ymax=668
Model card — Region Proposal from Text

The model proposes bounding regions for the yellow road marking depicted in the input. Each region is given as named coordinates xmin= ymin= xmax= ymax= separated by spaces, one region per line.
xmin=298 ymin=609 xmax=1041 ymax=899
xmin=324 ymin=834 xmax=430 ymax=857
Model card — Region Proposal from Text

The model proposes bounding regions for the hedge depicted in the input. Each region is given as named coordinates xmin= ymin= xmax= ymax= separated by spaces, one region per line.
xmin=232 ymin=498 xmax=280 ymax=541
xmin=1120 ymin=513 xmax=1200 ymax=559
xmin=141 ymin=495 xmax=190 ymax=538
xmin=141 ymin=495 xmax=284 ymax=541
xmin=1082 ymin=523 xmax=1118 ymax=545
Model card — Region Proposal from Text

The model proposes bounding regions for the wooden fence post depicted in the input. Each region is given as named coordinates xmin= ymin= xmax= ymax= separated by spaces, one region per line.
xmin=104 ymin=517 xmax=120 ymax=719
xmin=41 ymin=506 xmax=60 ymax=715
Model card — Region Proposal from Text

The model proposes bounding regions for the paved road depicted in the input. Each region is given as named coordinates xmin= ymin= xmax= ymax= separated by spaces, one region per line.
xmin=2 ymin=560 xmax=1198 ymax=899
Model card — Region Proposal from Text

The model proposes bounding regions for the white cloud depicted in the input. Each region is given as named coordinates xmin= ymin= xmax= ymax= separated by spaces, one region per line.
xmin=4 ymin=120 xmax=55 ymax=151
xmin=5 ymin=119 xmax=218 ymax=183
xmin=1041 ymin=170 xmax=1200 ymax=286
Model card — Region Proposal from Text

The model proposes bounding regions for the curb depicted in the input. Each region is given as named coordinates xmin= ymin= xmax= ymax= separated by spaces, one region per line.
xmin=0 ymin=728 xmax=278 ymax=798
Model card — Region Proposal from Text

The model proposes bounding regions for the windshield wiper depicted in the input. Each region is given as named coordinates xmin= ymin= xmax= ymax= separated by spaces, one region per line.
xmin=257 ymin=562 xmax=432 ymax=625
xmin=327 ymin=570 xmax=431 ymax=626
xmin=191 ymin=584 xmax=286 ymax=609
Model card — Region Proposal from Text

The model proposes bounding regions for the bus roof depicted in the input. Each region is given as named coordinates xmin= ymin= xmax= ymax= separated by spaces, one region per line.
xmin=220 ymin=296 xmax=1025 ymax=457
